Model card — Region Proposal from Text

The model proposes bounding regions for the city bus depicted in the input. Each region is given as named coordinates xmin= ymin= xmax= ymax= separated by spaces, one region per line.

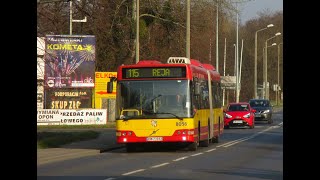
xmin=108 ymin=57 xmax=223 ymax=152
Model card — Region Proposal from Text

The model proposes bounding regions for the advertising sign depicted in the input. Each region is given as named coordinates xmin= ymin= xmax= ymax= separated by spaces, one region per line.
xmin=95 ymin=72 xmax=117 ymax=98
xmin=44 ymin=35 xmax=96 ymax=88
xmin=221 ymin=76 xmax=236 ymax=89
xmin=37 ymin=109 xmax=107 ymax=125
xmin=37 ymin=93 xmax=43 ymax=109
xmin=44 ymin=88 xmax=92 ymax=109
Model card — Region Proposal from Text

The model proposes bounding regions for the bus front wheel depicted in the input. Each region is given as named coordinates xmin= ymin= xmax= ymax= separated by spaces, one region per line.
xmin=188 ymin=129 xmax=200 ymax=151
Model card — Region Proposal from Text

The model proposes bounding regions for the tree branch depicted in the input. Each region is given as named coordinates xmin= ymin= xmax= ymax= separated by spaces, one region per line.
xmin=139 ymin=14 xmax=185 ymax=29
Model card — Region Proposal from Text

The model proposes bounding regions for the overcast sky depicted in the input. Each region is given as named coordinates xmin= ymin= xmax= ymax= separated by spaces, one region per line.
xmin=238 ymin=0 xmax=283 ymax=23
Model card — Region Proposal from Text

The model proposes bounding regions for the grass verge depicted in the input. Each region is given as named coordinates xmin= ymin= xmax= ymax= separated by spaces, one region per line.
xmin=37 ymin=131 xmax=100 ymax=149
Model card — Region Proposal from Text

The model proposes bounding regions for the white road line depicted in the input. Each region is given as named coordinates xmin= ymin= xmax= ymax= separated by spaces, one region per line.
xmin=221 ymin=122 xmax=283 ymax=147
xmin=150 ymin=162 xmax=170 ymax=168
xmin=173 ymin=156 xmax=189 ymax=161
xmin=205 ymin=148 xmax=216 ymax=152
xmin=104 ymin=178 xmax=116 ymax=180
xmin=122 ymin=169 xmax=146 ymax=176
xmin=217 ymin=137 xmax=250 ymax=147
xmin=223 ymin=137 xmax=253 ymax=147
xmin=191 ymin=152 xmax=203 ymax=156
xmin=120 ymin=121 xmax=284 ymax=177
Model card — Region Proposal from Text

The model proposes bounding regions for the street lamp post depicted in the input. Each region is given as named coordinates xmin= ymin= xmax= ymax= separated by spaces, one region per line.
xmin=254 ymin=24 xmax=274 ymax=99
xmin=262 ymin=43 xmax=277 ymax=100
xmin=69 ymin=0 xmax=87 ymax=35
xmin=264 ymin=32 xmax=281 ymax=99
xmin=277 ymin=42 xmax=283 ymax=105
xmin=263 ymin=43 xmax=277 ymax=57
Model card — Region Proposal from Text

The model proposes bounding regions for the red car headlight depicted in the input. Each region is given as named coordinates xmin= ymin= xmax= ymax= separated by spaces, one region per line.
xmin=243 ymin=113 xmax=250 ymax=118
xmin=225 ymin=113 xmax=232 ymax=118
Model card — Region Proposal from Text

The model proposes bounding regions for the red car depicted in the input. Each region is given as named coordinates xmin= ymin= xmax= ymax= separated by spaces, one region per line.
xmin=224 ymin=102 xmax=256 ymax=129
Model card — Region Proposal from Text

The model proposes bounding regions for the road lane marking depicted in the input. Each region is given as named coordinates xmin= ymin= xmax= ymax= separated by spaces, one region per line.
xmin=222 ymin=137 xmax=253 ymax=147
xmin=218 ymin=122 xmax=283 ymax=147
xmin=119 ymin=121 xmax=284 ymax=177
xmin=150 ymin=162 xmax=170 ymax=168
xmin=173 ymin=156 xmax=189 ymax=161
xmin=122 ymin=169 xmax=145 ymax=176
xmin=205 ymin=148 xmax=216 ymax=152
xmin=217 ymin=137 xmax=250 ymax=147
xmin=191 ymin=152 xmax=203 ymax=156
xmin=104 ymin=178 xmax=116 ymax=180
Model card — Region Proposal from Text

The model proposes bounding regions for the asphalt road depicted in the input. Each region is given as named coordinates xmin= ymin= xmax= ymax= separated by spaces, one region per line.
xmin=37 ymin=108 xmax=283 ymax=179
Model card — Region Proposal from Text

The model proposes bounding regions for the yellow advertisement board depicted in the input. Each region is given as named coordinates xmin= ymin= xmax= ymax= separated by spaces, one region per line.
xmin=94 ymin=72 xmax=117 ymax=109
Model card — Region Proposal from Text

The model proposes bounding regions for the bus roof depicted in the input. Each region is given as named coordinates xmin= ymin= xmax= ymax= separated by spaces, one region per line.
xmin=117 ymin=57 xmax=220 ymax=81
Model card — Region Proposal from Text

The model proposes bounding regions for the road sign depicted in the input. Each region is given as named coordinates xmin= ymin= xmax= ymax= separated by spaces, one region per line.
xmin=221 ymin=76 xmax=236 ymax=88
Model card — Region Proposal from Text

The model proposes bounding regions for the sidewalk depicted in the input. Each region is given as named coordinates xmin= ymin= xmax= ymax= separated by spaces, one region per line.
xmin=37 ymin=128 xmax=124 ymax=165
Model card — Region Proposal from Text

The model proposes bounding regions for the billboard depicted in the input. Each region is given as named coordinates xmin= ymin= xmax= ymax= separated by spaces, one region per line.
xmin=94 ymin=72 xmax=117 ymax=120
xmin=37 ymin=109 xmax=107 ymax=125
xmin=44 ymin=35 xmax=96 ymax=88
xmin=44 ymin=88 xmax=93 ymax=109
xmin=95 ymin=72 xmax=117 ymax=99
xmin=37 ymin=37 xmax=45 ymax=80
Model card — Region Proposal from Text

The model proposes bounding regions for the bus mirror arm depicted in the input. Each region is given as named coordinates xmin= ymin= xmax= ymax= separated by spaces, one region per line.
xmin=107 ymin=77 xmax=117 ymax=93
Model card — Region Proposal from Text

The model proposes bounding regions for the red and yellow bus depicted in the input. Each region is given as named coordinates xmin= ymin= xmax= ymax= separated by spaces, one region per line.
xmin=109 ymin=57 xmax=224 ymax=152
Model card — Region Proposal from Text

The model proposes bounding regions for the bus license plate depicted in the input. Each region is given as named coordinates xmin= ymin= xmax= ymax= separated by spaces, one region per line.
xmin=233 ymin=120 xmax=242 ymax=123
xmin=146 ymin=137 xmax=163 ymax=141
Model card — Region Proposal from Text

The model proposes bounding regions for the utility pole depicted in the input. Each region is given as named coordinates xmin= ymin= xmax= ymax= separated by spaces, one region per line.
xmin=239 ymin=39 xmax=243 ymax=98
xmin=235 ymin=2 xmax=239 ymax=103
xmin=186 ymin=0 xmax=190 ymax=59
xmin=277 ymin=42 xmax=283 ymax=105
xmin=70 ymin=0 xmax=73 ymax=35
xmin=222 ymin=38 xmax=226 ymax=106
xmin=69 ymin=0 xmax=87 ymax=35
xmin=135 ymin=0 xmax=140 ymax=63
xmin=232 ymin=0 xmax=254 ymax=102
xmin=209 ymin=38 xmax=212 ymax=62
xmin=233 ymin=43 xmax=236 ymax=102
xmin=216 ymin=0 xmax=219 ymax=72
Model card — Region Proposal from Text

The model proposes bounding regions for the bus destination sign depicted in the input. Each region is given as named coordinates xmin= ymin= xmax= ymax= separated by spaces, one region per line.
xmin=123 ymin=67 xmax=186 ymax=79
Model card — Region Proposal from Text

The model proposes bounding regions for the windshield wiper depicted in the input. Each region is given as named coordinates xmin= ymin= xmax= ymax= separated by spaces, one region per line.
xmin=154 ymin=112 xmax=183 ymax=120
xmin=131 ymin=109 xmax=183 ymax=120
xmin=151 ymin=94 xmax=162 ymax=102
xmin=121 ymin=115 xmax=148 ymax=121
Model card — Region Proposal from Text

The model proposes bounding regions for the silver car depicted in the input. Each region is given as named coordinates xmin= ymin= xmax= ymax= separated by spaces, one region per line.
xmin=249 ymin=99 xmax=273 ymax=124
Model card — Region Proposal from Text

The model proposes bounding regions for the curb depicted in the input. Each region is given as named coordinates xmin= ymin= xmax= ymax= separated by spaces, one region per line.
xmin=99 ymin=145 xmax=125 ymax=153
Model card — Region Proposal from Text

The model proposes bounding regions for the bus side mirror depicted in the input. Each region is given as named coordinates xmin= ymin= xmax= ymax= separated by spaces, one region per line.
xmin=107 ymin=82 xmax=113 ymax=93
xmin=107 ymin=77 xmax=117 ymax=93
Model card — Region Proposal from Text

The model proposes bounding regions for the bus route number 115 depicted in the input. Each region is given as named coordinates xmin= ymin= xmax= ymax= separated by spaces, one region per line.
xmin=128 ymin=69 xmax=139 ymax=78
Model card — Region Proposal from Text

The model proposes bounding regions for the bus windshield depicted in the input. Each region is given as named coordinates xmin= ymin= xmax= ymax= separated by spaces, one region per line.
xmin=116 ymin=80 xmax=191 ymax=119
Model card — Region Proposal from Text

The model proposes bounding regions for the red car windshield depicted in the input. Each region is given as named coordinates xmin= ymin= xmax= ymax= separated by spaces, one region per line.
xmin=228 ymin=104 xmax=249 ymax=111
